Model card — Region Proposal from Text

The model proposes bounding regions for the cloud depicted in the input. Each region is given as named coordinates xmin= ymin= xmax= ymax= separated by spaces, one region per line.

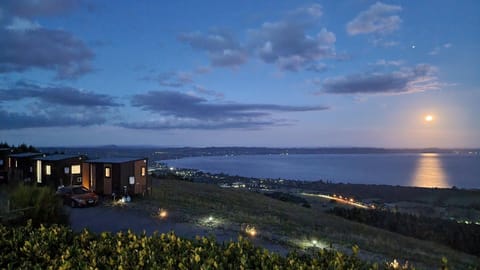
xmin=0 ymin=81 xmax=119 ymax=130
xmin=178 ymin=30 xmax=247 ymax=67
xmin=0 ymin=0 xmax=80 ymax=18
xmin=429 ymin=43 xmax=453 ymax=56
xmin=347 ymin=2 xmax=402 ymax=36
xmin=371 ymin=59 xmax=404 ymax=67
xmin=0 ymin=1 xmax=94 ymax=79
xmin=0 ymin=106 xmax=108 ymax=130
xmin=178 ymin=4 xmax=334 ymax=71
xmin=118 ymin=117 xmax=282 ymax=131
xmin=142 ymin=71 xmax=193 ymax=87
xmin=320 ymin=64 xmax=441 ymax=94
xmin=193 ymin=85 xmax=224 ymax=99
xmin=248 ymin=17 xmax=336 ymax=71
xmin=0 ymin=81 xmax=121 ymax=107
xmin=124 ymin=90 xmax=328 ymax=130
xmin=0 ymin=27 xmax=94 ymax=79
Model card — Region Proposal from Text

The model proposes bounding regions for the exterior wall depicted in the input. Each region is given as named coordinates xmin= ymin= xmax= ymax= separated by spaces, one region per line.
xmin=36 ymin=158 xmax=83 ymax=188
xmin=81 ymin=159 xmax=149 ymax=196
xmin=0 ymin=150 xmax=10 ymax=183
xmin=134 ymin=160 xmax=148 ymax=194
xmin=81 ymin=163 xmax=90 ymax=188
xmin=9 ymin=156 xmax=40 ymax=183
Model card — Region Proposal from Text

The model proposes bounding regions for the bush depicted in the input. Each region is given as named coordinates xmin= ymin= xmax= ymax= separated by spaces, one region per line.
xmin=4 ymin=185 xmax=68 ymax=226
xmin=0 ymin=223 xmax=418 ymax=270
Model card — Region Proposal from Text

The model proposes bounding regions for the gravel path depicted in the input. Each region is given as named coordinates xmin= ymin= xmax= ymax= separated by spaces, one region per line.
xmin=67 ymin=205 xmax=290 ymax=255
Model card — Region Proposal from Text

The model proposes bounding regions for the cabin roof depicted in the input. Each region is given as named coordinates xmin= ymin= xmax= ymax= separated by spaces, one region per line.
xmin=9 ymin=152 xmax=42 ymax=158
xmin=85 ymin=157 xmax=146 ymax=164
xmin=35 ymin=154 xmax=83 ymax=161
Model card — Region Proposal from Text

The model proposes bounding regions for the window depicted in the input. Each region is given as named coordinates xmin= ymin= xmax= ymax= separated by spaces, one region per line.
xmin=15 ymin=160 xmax=18 ymax=168
xmin=36 ymin=160 xmax=42 ymax=183
xmin=141 ymin=167 xmax=146 ymax=176
xmin=105 ymin=167 xmax=111 ymax=178
xmin=46 ymin=165 xmax=51 ymax=175
xmin=0 ymin=160 xmax=3 ymax=166
xmin=71 ymin=165 xmax=81 ymax=174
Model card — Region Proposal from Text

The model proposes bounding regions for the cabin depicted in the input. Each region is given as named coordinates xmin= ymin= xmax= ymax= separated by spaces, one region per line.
xmin=81 ymin=157 xmax=150 ymax=196
xmin=0 ymin=148 xmax=11 ymax=184
xmin=8 ymin=152 xmax=43 ymax=183
xmin=34 ymin=154 xmax=87 ymax=188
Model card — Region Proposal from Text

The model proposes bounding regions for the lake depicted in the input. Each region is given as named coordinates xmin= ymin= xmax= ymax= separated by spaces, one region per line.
xmin=164 ymin=153 xmax=480 ymax=189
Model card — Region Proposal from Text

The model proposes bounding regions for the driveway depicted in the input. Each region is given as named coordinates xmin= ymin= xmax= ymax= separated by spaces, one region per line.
xmin=67 ymin=205 xmax=290 ymax=255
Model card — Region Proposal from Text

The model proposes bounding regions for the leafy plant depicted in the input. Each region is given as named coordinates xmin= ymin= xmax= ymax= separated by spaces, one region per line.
xmin=3 ymin=185 xmax=68 ymax=226
xmin=0 ymin=223 xmax=433 ymax=270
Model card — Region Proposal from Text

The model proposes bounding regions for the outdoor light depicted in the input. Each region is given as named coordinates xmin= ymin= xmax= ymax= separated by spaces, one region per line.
xmin=312 ymin=240 xmax=318 ymax=247
xmin=208 ymin=216 xmax=213 ymax=222
xmin=158 ymin=208 xmax=168 ymax=219
xmin=245 ymin=225 xmax=257 ymax=237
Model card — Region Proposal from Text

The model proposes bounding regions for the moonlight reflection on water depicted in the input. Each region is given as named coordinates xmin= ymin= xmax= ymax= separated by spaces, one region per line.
xmin=412 ymin=153 xmax=448 ymax=188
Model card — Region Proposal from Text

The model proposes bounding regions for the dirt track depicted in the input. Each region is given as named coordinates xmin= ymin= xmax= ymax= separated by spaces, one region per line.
xmin=67 ymin=204 xmax=289 ymax=255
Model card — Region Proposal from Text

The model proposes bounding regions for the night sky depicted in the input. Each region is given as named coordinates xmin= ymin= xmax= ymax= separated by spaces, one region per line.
xmin=1 ymin=1 xmax=479 ymax=147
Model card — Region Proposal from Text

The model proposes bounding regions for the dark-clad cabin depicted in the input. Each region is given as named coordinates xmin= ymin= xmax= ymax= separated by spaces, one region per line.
xmin=82 ymin=157 xmax=149 ymax=196
xmin=8 ymin=152 xmax=43 ymax=183
xmin=0 ymin=148 xmax=11 ymax=183
xmin=34 ymin=154 xmax=86 ymax=188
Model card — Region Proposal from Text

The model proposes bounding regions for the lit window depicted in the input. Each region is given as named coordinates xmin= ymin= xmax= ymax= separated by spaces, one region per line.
xmin=15 ymin=160 xmax=18 ymax=168
xmin=141 ymin=167 xmax=146 ymax=176
xmin=71 ymin=165 xmax=81 ymax=174
xmin=46 ymin=165 xmax=51 ymax=175
xmin=105 ymin=167 xmax=111 ymax=178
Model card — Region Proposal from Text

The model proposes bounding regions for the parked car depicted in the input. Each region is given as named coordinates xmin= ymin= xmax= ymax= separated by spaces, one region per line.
xmin=56 ymin=185 xmax=99 ymax=207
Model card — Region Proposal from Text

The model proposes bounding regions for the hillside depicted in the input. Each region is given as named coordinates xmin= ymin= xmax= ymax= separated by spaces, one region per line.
xmin=140 ymin=178 xmax=479 ymax=269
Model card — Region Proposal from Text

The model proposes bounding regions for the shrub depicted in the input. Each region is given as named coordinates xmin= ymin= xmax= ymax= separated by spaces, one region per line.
xmin=4 ymin=185 xmax=68 ymax=226
xmin=0 ymin=223 xmax=420 ymax=269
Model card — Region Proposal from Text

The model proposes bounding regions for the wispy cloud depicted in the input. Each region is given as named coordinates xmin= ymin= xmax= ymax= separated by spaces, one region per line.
xmin=122 ymin=90 xmax=328 ymax=130
xmin=0 ymin=107 xmax=107 ymax=130
xmin=347 ymin=2 xmax=402 ymax=36
xmin=1 ymin=0 xmax=80 ymax=18
xmin=429 ymin=43 xmax=453 ymax=55
xmin=178 ymin=29 xmax=247 ymax=67
xmin=141 ymin=71 xmax=194 ymax=88
xmin=0 ymin=81 xmax=121 ymax=107
xmin=0 ymin=80 xmax=120 ymax=130
xmin=319 ymin=64 xmax=441 ymax=94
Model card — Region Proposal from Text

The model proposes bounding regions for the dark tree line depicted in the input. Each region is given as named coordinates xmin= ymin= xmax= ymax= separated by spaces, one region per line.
xmin=328 ymin=207 xmax=480 ymax=256
xmin=0 ymin=142 xmax=39 ymax=153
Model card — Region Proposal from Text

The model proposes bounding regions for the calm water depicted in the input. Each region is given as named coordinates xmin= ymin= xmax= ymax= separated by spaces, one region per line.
xmin=164 ymin=153 xmax=480 ymax=189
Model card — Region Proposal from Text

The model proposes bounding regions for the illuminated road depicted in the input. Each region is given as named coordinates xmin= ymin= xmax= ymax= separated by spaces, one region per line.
xmin=301 ymin=193 xmax=370 ymax=209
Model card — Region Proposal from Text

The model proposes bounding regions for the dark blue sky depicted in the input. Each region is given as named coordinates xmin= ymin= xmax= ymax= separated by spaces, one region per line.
xmin=1 ymin=0 xmax=479 ymax=147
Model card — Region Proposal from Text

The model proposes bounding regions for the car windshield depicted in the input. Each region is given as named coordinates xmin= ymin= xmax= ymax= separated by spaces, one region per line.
xmin=72 ymin=187 xmax=89 ymax=195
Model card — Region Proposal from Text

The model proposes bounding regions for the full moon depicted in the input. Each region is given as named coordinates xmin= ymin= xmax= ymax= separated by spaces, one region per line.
xmin=425 ymin=115 xmax=434 ymax=122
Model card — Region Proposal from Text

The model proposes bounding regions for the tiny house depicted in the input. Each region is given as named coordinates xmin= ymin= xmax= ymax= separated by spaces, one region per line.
xmin=81 ymin=157 xmax=149 ymax=196
xmin=8 ymin=152 xmax=43 ymax=183
xmin=34 ymin=154 xmax=86 ymax=188
xmin=0 ymin=148 xmax=11 ymax=183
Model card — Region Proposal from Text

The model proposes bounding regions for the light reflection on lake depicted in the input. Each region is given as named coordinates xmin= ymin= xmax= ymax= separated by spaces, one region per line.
xmin=164 ymin=153 xmax=480 ymax=188
xmin=411 ymin=153 xmax=449 ymax=188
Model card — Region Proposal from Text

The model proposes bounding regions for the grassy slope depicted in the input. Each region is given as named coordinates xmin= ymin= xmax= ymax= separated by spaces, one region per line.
xmin=145 ymin=178 xmax=479 ymax=269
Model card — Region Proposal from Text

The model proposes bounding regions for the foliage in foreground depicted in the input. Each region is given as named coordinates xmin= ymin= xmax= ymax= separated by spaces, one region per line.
xmin=2 ymin=185 xmax=68 ymax=226
xmin=0 ymin=223 xmax=420 ymax=270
